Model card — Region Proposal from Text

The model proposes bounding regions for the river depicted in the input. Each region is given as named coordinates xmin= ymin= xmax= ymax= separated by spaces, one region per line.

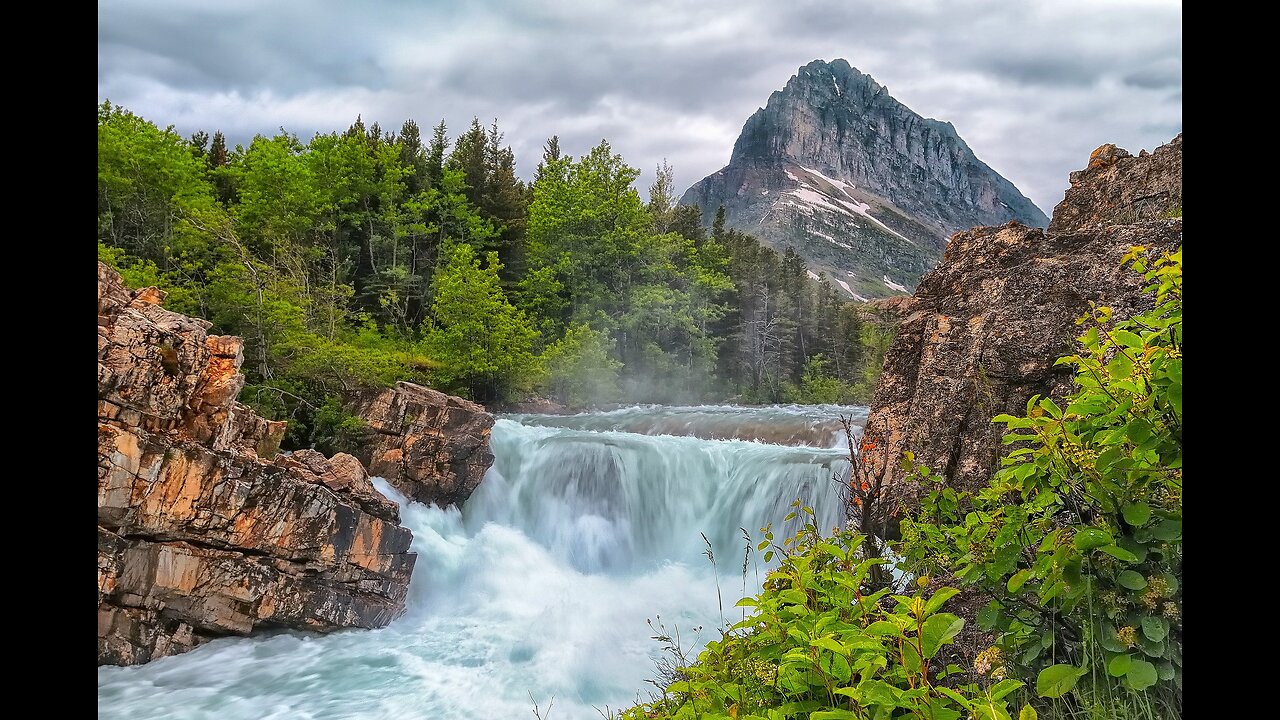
xmin=97 ymin=404 xmax=865 ymax=719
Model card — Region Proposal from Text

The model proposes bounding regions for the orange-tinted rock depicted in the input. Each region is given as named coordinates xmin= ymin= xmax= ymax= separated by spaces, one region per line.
xmin=97 ymin=262 xmax=415 ymax=666
xmin=355 ymin=382 xmax=495 ymax=508
xmin=1049 ymin=133 xmax=1182 ymax=234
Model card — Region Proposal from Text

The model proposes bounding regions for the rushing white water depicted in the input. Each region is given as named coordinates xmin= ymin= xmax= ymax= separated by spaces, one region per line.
xmin=97 ymin=405 xmax=864 ymax=720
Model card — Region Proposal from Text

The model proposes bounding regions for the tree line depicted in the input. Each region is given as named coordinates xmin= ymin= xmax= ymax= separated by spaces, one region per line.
xmin=97 ymin=102 xmax=894 ymax=450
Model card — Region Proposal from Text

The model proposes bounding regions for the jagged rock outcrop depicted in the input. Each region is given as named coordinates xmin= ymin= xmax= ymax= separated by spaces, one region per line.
xmin=1049 ymin=133 xmax=1183 ymax=234
xmin=682 ymin=59 xmax=1047 ymax=299
xmin=98 ymin=262 xmax=416 ymax=666
xmin=855 ymin=135 xmax=1183 ymax=502
xmin=354 ymin=381 xmax=495 ymax=508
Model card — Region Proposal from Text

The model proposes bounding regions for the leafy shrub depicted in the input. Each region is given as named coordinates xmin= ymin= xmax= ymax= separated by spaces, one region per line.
xmin=898 ymin=247 xmax=1182 ymax=716
xmin=619 ymin=507 xmax=1033 ymax=720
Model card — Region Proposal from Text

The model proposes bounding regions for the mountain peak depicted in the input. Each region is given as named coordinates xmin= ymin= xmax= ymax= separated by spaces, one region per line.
xmin=683 ymin=60 xmax=1047 ymax=300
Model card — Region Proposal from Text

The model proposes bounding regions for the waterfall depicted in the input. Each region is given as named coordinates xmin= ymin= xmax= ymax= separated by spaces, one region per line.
xmin=98 ymin=405 xmax=864 ymax=720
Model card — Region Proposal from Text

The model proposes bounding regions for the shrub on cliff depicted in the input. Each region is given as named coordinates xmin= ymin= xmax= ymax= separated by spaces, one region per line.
xmin=899 ymin=247 xmax=1182 ymax=717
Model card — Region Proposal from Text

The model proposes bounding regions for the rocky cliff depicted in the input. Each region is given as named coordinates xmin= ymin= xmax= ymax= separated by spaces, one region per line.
xmin=682 ymin=59 xmax=1047 ymax=299
xmin=98 ymin=263 xmax=416 ymax=666
xmin=854 ymin=135 xmax=1182 ymax=504
xmin=354 ymin=382 xmax=495 ymax=508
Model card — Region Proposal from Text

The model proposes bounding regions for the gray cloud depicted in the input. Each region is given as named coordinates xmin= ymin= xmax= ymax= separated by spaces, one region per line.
xmin=98 ymin=0 xmax=1182 ymax=214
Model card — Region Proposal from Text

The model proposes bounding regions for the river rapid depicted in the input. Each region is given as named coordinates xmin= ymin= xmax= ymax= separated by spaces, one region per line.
xmin=97 ymin=404 xmax=865 ymax=719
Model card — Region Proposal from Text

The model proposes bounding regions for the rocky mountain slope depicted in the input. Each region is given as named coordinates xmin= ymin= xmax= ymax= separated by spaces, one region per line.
xmin=853 ymin=134 xmax=1182 ymax=502
xmin=97 ymin=263 xmax=496 ymax=665
xmin=682 ymin=59 xmax=1047 ymax=299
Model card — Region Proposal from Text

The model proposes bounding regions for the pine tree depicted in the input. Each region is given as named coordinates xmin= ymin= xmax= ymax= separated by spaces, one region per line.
xmin=425 ymin=120 xmax=448 ymax=189
xmin=209 ymin=131 xmax=229 ymax=167
xmin=534 ymin=135 xmax=562 ymax=183
xmin=712 ymin=205 xmax=727 ymax=240
xmin=647 ymin=160 xmax=676 ymax=233
xmin=189 ymin=130 xmax=210 ymax=161
xmin=397 ymin=119 xmax=427 ymax=193
xmin=449 ymin=118 xmax=488 ymax=207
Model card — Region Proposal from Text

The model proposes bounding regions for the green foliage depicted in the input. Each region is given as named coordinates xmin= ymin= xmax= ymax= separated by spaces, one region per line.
xmin=785 ymin=354 xmax=854 ymax=404
xmin=620 ymin=512 xmax=1023 ymax=720
xmin=898 ymin=248 xmax=1183 ymax=717
xmin=424 ymin=243 xmax=540 ymax=401
xmin=541 ymin=323 xmax=621 ymax=408
xmin=100 ymin=102 xmax=888 ymax=439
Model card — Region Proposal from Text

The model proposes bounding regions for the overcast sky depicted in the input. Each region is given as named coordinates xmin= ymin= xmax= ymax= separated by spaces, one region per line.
xmin=98 ymin=0 xmax=1181 ymax=214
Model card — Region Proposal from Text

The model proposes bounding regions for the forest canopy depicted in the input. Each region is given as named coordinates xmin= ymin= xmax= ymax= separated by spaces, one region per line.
xmin=97 ymin=103 xmax=893 ymax=450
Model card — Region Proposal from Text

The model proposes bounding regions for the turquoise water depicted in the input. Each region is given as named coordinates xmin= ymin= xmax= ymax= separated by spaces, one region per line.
xmin=97 ymin=406 xmax=863 ymax=719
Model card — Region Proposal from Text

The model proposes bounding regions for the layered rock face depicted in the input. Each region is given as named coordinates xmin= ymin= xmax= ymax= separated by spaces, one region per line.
xmin=354 ymin=382 xmax=495 ymax=508
xmin=854 ymin=135 xmax=1182 ymax=502
xmin=682 ymin=59 xmax=1047 ymax=299
xmin=98 ymin=263 xmax=415 ymax=666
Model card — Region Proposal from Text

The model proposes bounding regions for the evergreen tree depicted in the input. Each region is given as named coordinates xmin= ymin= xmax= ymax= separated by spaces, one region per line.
xmin=397 ymin=119 xmax=427 ymax=193
xmin=712 ymin=205 xmax=727 ymax=240
xmin=209 ymin=131 xmax=228 ymax=167
xmin=647 ymin=160 xmax=676 ymax=233
xmin=425 ymin=120 xmax=448 ymax=189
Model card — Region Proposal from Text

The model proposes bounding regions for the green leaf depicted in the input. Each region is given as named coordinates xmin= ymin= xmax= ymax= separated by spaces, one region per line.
xmin=1124 ymin=660 xmax=1159 ymax=691
xmin=1097 ymin=545 xmax=1138 ymax=562
xmin=1036 ymin=664 xmax=1084 ymax=698
xmin=901 ymin=638 xmax=923 ymax=673
xmin=1107 ymin=653 xmax=1132 ymax=677
xmin=936 ymin=686 xmax=973 ymax=708
xmin=811 ymin=636 xmax=848 ymax=655
xmin=1118 ymin=536 xmax=1149 ymax=562
xmin=865 ymin=621 xmax=903 ymax=637
xmin=1113 ymin=330 xmax=1144 ymax=348
xmin=1022 ymin=643 xmax=1042 ymax=665
xmin=856 ymin=679 xmax=903 ymax=707
xmin=1099 ymin=630 xmax=1127 ymax=653
xmin=1166 ymin=383 xmax=1182 ymax=415
xmin=1121 ymin=503 xmax=1152 ymax=527
xmin=810 ymin=711 xmax=860 ymax=720
xmin=1141 ymin=616 xmax=1168 ymax=642
xmin=921 ymin=614 xmax=965 ymax=658
xmin=779 ymin=589 xmax=807 ymax=605
xmin=977 ymin=603 xmax=1001 ymax=630
xmin=924 ymin=587 xmax=960 ymax=616
xmin=1118 ymin=571 xmax=1148 ymax=590
xmin=989 ymin=679 xmax=1025 ymax=700
xmin=1074 ymin=528 xmax=1112 ymax=551
xmin=1107 ymin=353 xmax=1134 ymax=380
xmin=1019 ymin=705 xmax=1039 ymax=720
xmin=1152 ymin=519 xmax=1182 ymax=542
xmin=1041 ymin=398 xmax=1063 ymax=419
xmin=1007 ymin=569 xmax=1032 ymax=594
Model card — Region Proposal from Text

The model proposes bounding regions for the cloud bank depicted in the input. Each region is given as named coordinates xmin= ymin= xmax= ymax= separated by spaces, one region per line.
xmin=98 ymin=0 xmax=1182 ymax=213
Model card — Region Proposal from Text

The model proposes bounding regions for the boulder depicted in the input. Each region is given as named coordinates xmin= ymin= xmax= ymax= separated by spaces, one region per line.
xmin=354 ymin=382 xmax=495 ymax=508
xmin=855 ymin=135 xmax=1183 ymax=504
xmin=97 ymin=263 xmax=415 ymax=666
